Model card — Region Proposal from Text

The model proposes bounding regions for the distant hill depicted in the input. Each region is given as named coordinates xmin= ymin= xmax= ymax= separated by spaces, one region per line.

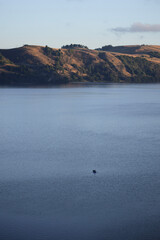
xmin=0 ymin=44 xmax=160 ymax=86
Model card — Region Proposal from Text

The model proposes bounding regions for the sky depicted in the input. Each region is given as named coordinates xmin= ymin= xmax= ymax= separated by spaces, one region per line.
xmin=0 ymin=0 xmax=160 ymax=49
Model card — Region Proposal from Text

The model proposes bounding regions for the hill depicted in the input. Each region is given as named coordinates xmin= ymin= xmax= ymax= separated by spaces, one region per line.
xmin=0 ymin=44 xmax=160 ymax=86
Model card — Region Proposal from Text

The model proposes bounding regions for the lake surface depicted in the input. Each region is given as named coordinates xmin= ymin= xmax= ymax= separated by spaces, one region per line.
xmin=0 ymin=84 xmax=160 ymax=240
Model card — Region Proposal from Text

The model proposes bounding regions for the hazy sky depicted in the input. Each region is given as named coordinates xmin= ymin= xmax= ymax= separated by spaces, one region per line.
xmin=0 ymin=0 xmax=160 ymax=49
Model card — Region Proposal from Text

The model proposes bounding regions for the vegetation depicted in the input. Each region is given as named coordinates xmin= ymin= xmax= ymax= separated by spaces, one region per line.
xmin=86 ymin=62 xmax=119 ymax=82
xmin=0 ymin=53 xmax=12 ymax=65
xmin=96 ymin=45 xmax=142 ymax=54
xmin=148 ymin=51 xmax=160 ymax=58
xmin=96 ymin=45 xmax=113 ymax=51
xmin=118 ymin=55 xmax=160 ymax=82
xmin=43 ymin=45 xmax=61 ymax=57
xmin=1 ymin=44 xmax=160 ymax=86
xmin=61 ymin=44 xmax=88 ymax=49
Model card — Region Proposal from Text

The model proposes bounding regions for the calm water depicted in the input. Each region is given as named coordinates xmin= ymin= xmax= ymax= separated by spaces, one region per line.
xmin=0 ymin=84 xmax=160 ymax=240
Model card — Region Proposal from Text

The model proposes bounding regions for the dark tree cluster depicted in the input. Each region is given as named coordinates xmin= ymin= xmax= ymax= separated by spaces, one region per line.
xmin=95 ymin=45 xmax=113 ymax=51
xmin=118 ymin=55 xmax=160 ymax=82
xmin=61 ymin=44 xmax=88 ymax=49
xmin=148 ymin=51 xmax=160 ymax=58
xmin=43 ymin=46 xmax=61 ymax=57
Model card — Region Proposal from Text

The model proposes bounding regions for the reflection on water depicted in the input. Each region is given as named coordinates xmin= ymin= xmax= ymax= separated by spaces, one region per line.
xmin=0 ymin=84 xmax=160 ymax=240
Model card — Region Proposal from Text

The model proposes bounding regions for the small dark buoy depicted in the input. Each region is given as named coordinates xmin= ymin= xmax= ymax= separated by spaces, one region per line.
xmin=92 ymin=170 xmax=96 ymax=174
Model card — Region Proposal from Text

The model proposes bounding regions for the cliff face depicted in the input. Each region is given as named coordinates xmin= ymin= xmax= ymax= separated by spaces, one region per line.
xmin=0 ymin=44 xmax=160 ymax=86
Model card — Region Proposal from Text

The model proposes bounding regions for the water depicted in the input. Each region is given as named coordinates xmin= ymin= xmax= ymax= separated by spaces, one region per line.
xmin=0 ymin=84 xmax=160 ymax=240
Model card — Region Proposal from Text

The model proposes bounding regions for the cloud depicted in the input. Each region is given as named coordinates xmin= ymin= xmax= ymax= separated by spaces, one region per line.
xmin=112 ymin=23 xmax=160 ymax=33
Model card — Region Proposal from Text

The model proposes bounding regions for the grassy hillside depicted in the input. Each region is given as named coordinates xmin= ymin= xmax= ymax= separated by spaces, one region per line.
xmin=0 ymin=44 xmax=160 ymax=86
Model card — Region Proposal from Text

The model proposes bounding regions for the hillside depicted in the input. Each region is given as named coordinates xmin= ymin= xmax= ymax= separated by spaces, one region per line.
xmin=0 ymin=44 xmax=160 ymax=86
